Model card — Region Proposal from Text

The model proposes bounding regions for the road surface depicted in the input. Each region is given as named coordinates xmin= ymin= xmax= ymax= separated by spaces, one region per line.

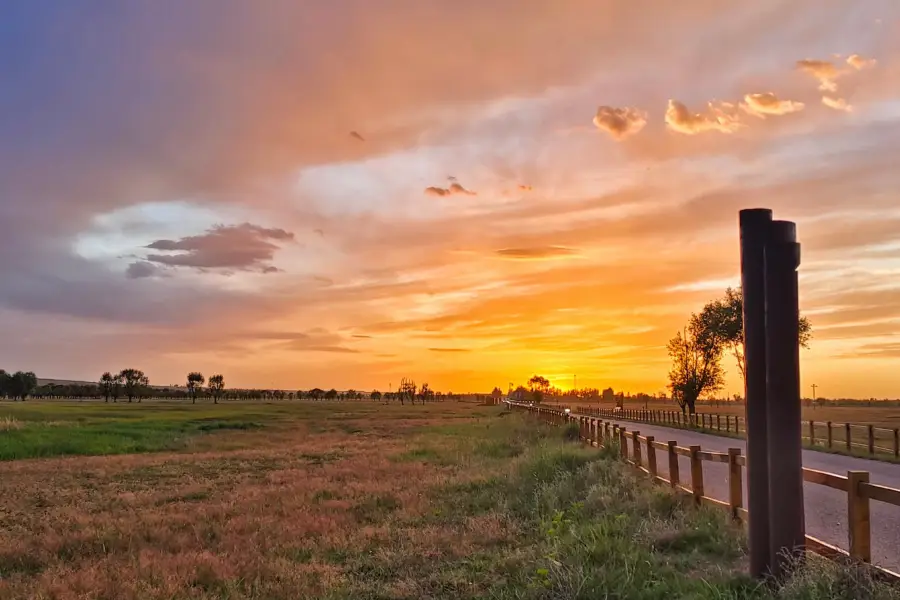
xmin=577 ymin=413 xmax=900 ymax=572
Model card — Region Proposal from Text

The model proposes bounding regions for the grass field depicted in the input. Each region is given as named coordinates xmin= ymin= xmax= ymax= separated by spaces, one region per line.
xmin=0 ymin=401 xmax=895 ymax=599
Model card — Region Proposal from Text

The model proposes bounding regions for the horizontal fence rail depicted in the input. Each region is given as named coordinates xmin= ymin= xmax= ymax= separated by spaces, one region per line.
xmin=507 ymin=401 xmax=900 ymax=582
xmin=545 ymin=404 xmax=900 ymax=460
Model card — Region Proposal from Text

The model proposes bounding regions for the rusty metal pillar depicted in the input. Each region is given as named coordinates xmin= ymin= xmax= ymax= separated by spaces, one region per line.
xmin=765 ymin=220 xmax=806 ymax=579
xmin=740 ymin=208 xmax=773 ymax=577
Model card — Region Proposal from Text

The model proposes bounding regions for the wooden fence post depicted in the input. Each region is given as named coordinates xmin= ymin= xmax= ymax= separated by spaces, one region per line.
xmin=846 ymin=423 xmax=851 ymax=452
xmin=717 ymin=414 xmax=722 ymax=431
xmin=728 ymin=448 xmax=743 ymax=520
xmin=689 ymin=445 xmax=704 ymax=505
xmin=827 ymin=421 xmax=833 ymax=449
xmin=726 ymin=415 xmax=731 ymax=433
xmin=632 ymin=431 xmax=641 ymax=466
xmin=809 ymin=420 xmax=815 ymax=446
xmin=646 ymin=436 xmax=657 ymax=478
xmin=668 ymin=441 xmax=679 ymax=489
xmin=619 ymin=427 xmax=627 ymax=459
xmin=868 ymin=426 xmax=875 ymax=456
xmin=894 ymin=429 xmax=899 ymax=458
xmin=847 ymin=471 xmax=871 ymax=563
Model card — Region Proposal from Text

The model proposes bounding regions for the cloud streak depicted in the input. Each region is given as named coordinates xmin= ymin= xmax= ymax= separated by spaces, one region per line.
xmin=495 ymin=246 xmax=577 ymax=259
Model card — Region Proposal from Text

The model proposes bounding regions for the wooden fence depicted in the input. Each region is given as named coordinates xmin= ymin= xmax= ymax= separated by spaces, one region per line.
xmin=508 ymin=402 xmax=900 ymax=581
xmin=556 ymin=406 xmax=900 ymax=460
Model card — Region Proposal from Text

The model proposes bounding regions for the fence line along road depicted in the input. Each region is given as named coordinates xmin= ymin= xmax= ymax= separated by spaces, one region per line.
xmin=549 ymin=405 xmax=900 ymax=460
xmin=506 ymin=401 xmax=900 ymax=581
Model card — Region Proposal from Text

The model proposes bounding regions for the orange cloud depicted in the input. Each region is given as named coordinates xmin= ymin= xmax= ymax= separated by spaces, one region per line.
xmin=821 ymin=96 xmax=852 ymax=112
xmin=846 ymin=54 xmax=877 ymax=70
xmin=664 ymin=100 xmax=743 ymax=134
xmin=592 ymin=106 xmax=647 ymax=139
xmin=425 ymin=182 xmax=476 ymax=196
xmin=740 ymin=92 xmax=805 ymax=117
xmin=495 ymin=246 xmax=577 ymax=259
xmin=797 ymin=59 xmax=841 ymax=92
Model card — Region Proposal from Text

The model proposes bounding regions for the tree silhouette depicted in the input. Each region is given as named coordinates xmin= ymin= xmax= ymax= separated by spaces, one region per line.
xmin=99 ymin=372 xmax=114 ymax=403
xmin=667 ymin=323 xmax=724 ymax=417
xmin=418 ymin=382 xmax=434 ymax=403
xmin=398 ymin=378 xmax=416 ymax=405
xmin=694 ymin=287 xmax=812 ymax=386
xmin=208 ymin=374 xmax=225 ymax=404
xmin=119 ymin=369 xmax=149 ymax=403
xmin=370 ymin=390 xmax=382 ymax=401
xmin=112 ymin=372 xmax=123 ymax=402
xmin=0 ymin=370 xmax=8 ymax=400
xmin=6 ymin=371 xmax=37 ymax=401
xmin=324 ymin=388 xmax=338 ymax=400
xmin=528 ymin=375 xmax=550 ymax=403
xmin=186 ymin=372 xmax=205 ymax=404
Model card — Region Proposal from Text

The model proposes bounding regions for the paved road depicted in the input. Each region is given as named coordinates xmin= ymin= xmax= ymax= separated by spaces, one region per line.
xmin=578 ymin=414 xmax=900 ymax=573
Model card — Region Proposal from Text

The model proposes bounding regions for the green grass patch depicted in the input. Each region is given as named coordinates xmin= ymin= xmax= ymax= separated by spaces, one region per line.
xmin=0 ymin=417 xmax=264 ymax=461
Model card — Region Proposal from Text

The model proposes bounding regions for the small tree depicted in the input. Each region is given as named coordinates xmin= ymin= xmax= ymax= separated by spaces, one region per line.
xmin=418 ymin=383 xmax=434 ymax=403
xmin=370 ymin=390 xmax=382 ymax=401
xmin=324 ymin=388 xmax=338 ymax=400
xmin=528 ymin=375 xmax=550 ymax=403
xmin=491 ymin=386 xmax=503 ymax=400
xmin=667 ymin=322 xmax=724 ymax=418
xmin=208 ymin=374 xmax=225 ymax=404
xmin=119 ymin=369 xmax=149 ymax=403
xmin=398 ymin=378 xmax=416 ymax=405
xmin=112 ymin=372 xmax=123 ymax=402
xmin=186 ymin=372 xmax=205 ymax=404
xmin=99 ymin=372 xmax=114 ymax=403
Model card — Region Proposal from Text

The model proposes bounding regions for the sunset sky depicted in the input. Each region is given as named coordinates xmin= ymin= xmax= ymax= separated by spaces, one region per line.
xmin=2 ymin=2 xmax=900 ymax=397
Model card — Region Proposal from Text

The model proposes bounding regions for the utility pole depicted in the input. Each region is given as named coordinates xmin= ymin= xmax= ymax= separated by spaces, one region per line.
xmin=573 ymin=374 xmax=576 ymax=392
xmin=811 ymin=384 xmax=817 ymax=403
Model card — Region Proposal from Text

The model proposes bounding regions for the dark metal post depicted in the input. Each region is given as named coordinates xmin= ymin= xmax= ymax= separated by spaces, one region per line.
xmin=740 ymin=208 xmax=773 ymax=577
xmin=764 ymin=220 xmax=806 ymax=579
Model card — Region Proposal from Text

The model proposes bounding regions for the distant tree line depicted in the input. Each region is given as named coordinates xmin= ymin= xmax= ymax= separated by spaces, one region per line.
xmin=0 ymin=368 xmax=496 ymax=404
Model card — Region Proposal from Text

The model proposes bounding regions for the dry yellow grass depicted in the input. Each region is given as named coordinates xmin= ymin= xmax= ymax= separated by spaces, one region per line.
xmin=0 ymin=404 xmax=523 ymax=599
